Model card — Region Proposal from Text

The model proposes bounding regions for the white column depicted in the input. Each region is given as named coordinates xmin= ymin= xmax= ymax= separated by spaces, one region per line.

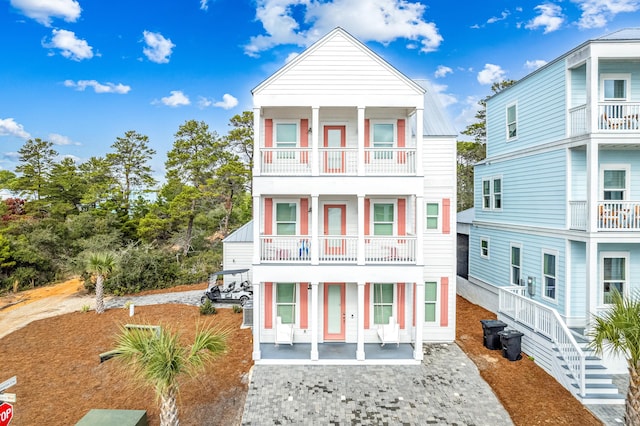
xmin=312 ymin=107 xmax=320 ymax=176
xmin=253 ymin=107 xmax=261 ymax=177
xmin=415 ymin=108 xmax=424 ymax=176
xmin=587 ymin=57 xmax=598 ymax=133
xmin=357 ymin=107 xmax=365 ymax=176
xmin=357 ymin=281 xmax=365 ymax=360
xmin=416 ymin=195 xmax=424 ymax=265
xmin=414 ymin=281 xmax=424 ymax=361
xmin=310 ymin=281 xmax=319 ymax=360
xmin=253 ymin=196 xmax=260 ymax=264
xmin=311 ymin=195 xmax=319 ymax=265
xmin=252 ymin=282 xmax=261 ymax=360
xmin=357 ymin=195 xmax=365 ymax=265
xmin=586 ymin=239 xmax=598 ymax=322
xmin=586 ymin=140 xmax=599 ymax=233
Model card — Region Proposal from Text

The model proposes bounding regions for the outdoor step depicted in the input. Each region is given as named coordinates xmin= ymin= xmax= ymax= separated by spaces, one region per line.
xmin=572 ymin=383 xmax=620 ymax=395
xmin=566 ymin=372 xmax=613 ymax=384
xmin=562 ymin=363 xmax=607 ymax=371
xmin=556 ymin=354 xmax=602 ymax=364
xmin=579 ymin=393 xmax=625 ymax=405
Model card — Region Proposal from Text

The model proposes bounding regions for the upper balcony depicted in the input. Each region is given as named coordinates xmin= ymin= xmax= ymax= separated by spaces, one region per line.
xmin=569 ymin=200 xmax=640 ymax=231
xmin=570 ymin=102 xmax=640 ymax=136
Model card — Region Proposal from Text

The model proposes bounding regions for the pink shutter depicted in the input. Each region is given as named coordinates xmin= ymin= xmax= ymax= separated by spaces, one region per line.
xmin=264 ymin=198 xmax=273 ymax=235
xmin=300 ymin=118 xmax=308 ymax=164
xmin=442 ymin=198 xmax=451 ymax=235
xmin=299 ymin=283 xmax=308 ymax=329
xmin=397 ymin=198 xmax=406 ymax=236
xmin=397 ymin=283 xmax=405 ymax=329
xmin=440 ymin=277 xmax=449 ymax=327
xmin=300 ymin=198 xmax=309 ymax=235
xmin=397 ymin=119 xmax=406 ymax=164
xmin=364 ymin=119 xmax=370 ymax=163
xmin=265 ymin=119 xmax=273 ymax=164
xmin=364 ymin=198 xmax=370 ymax=236
xmin=364 ymin=283 xmax=371 ymax=329
xmin=265 ymin=282 xmax=273 ymax=329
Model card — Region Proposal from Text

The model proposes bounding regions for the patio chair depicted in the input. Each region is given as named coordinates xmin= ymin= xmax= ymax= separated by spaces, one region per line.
xmin=275 ymin=316 xmax=294 ymax=346
xmin=377 ymin=316 xmax=399 ymax=347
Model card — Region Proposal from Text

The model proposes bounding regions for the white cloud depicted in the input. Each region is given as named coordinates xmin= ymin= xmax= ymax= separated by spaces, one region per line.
xmin=200 ymin=0 xmax=210 ymax=11
xmin=454 ymin=96 xmax=482 ymax=139
xmin=244 ymin=0 xmax=443 ymax=57
xmin=434 ymin=65 xmax=453 ymax=78
xmin=477 ymin=64 xmax=506 ymax=85
xmin=142 ymin=31 xmax=175 ymax=64
xmin=63 ymin=79 xmax=131 ymax=94
xmin=429 ymin=83 xmax=457 ymax=108
xmin=49 ymin=133 xmax=80 ymax=146
xmin=572 ymin=0 xmax=640 ymax=29
xmin=0 ymin=118 xmax=31 ymax=139
xmin=487 ymin=10 xmax=510 ymax=24
xmin=198 ymin=97 xmax=213 ymax=108
xmin=10 ymin=0 xmax=81 ymax=27
xmin=214 ymin=94 xmax=239 ymax=109
xmin=525 ymin=3 xmax=565 ymax=33
xmin=160 ymin=91 xmax=190 ymax=107
xmin=285 ymin=52 xmax=299 ymax=63
xmin=524 ymin=59 xmax=547 ymax=70
xmin=43 ymin=29 xmax=93 ymax=61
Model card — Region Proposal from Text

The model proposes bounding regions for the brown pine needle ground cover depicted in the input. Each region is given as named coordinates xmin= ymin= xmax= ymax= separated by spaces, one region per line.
xmin=0 ymin=304 xmax=252 ymax=425
xmin=456 ymin=295 xmax=602 ymax=425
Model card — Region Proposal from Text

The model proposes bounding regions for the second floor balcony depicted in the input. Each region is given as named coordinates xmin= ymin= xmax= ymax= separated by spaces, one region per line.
xmin=570 ymin=200 xmax=640 ymax=231
xmin=259 ymin=147 xmax=417 ymax=176
xmin=570 ymin=103 xmax=640 ymax=136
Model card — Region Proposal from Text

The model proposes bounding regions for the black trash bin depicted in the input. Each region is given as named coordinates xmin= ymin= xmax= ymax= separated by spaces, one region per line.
xmin=479 ymin=319 xmax=507 ymax=350
xmin=499 ymin=329 xmax=524 ymax=361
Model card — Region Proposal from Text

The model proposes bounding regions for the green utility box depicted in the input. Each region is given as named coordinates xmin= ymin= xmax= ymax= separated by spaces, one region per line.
xmin=75 ymin=409 xmax=148 ymax=426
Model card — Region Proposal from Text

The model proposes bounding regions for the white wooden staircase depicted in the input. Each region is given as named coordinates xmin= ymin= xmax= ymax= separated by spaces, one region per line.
xmin=498 ymin=287 xmax=624 ymax=405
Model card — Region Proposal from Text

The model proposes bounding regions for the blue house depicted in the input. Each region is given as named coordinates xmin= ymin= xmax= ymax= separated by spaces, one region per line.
xmin=463 ymin=28 xmax=640 ymax=405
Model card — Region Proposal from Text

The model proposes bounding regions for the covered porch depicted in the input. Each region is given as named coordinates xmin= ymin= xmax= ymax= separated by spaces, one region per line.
xmin=258 ymin=342 xmax=417 ymax=365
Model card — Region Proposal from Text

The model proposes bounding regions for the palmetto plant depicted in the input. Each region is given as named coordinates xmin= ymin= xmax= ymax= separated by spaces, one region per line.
xmin=113 ymin=323 xmax=228 ymax=426
xmin=86 ymin=252 xmax=117 ymax=314
xmin=588 ymin=289 xmax=640 ymax=425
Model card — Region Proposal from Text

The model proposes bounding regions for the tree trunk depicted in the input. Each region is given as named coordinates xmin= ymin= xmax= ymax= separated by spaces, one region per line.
xmin=95 ymin=275 xmax=105 ymax=314
xmin=627 ymin=361 xmax=640 ymax=425
xmin=183 ymin=199 xmax=196 ymax=257
xmin=159 ymin=386 xmax=179 ymax=426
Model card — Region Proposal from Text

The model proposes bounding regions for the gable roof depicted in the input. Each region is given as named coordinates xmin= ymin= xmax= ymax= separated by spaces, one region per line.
xmin=223 ymin=220 xmax=253 ymax=243
xmin=597 ymin=28 xmax=640 ymax=40
xmin=252 ymin=27 xmax=425 ymax=96
xmin=415 ymin=79 xmax=458 ymax=137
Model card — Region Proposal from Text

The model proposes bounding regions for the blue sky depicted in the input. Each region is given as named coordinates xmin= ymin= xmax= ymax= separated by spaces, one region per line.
xmin=2 ymin=0 xmax=640 ymax=181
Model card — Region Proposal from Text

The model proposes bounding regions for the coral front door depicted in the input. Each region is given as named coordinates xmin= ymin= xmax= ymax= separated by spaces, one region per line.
xmin=323 ymin=283 xmax=345 ymax=340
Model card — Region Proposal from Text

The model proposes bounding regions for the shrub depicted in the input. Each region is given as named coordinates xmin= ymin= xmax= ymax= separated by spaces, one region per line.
xmin=200 ymin=299 xmax=217 ymax=315
xmin=232 ymin=304 xmax=242 ymax=313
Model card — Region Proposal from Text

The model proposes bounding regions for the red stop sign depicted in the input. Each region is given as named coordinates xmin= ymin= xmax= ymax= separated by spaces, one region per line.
xmin=0 ymin=402 xmax=13 ymax=426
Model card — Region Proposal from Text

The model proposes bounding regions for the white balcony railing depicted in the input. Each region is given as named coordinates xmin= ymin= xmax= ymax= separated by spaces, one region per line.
xmin=569 ymin=200 xmax=587 ymax=230
xmin=598 ymin=103 xmax=640 ymax=131
xmin=259 ymin=235 xmax=415 ymax=264
xmin=569 ymin=104 xmax=588 ymax=137
xmin=499 ymin=286 xmax=586 ymax=397
xmin=598 ymin=201 xmax=640 ymax=230
xmin=259 ymin=147 xmax=418 ymax=176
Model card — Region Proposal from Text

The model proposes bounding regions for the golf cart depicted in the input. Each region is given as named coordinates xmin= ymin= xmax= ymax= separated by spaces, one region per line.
xmin=201 ymin=268 xmax=252 ymax=306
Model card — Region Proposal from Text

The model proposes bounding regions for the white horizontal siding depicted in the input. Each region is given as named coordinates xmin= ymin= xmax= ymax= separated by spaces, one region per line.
xmin=222 ymin=243 xmax=253 ymax=286
xmin=423 ymin=136 xmax=456 ymax=187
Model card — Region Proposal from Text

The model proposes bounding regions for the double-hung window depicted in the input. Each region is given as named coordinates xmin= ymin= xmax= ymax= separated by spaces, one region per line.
xmin=372 ymin=122 xmax=394 ymax=159
xmin=373 ymin=203 xmax=394 ymax=235
xmin=511 ymin=244 xmax=521 ymax=286
xmin=373 ymin=283 xmax=394 ymax=324
xmin=601 ymin=253 xmax=627 ymax=304
xmin=482 ymin=177 xmax=502 ymax=210
xmin=507 ymin=103 xmax=517 ymax=140
xmin=276 ymin=283 xmax=296 ymax=324
xmin=276 ymin=122 xmax=297 ymax=159
xmin=543 ymin=251 xmax=557 ymax=301
xmin=602 ymin=169 xmax=627 ymax=201
xmin=602 ymin=75 xmax=629 ymax=101
xmin=276 ymin=203 xmax=297 ymax=235
xmin=480 ymin=238 xmax=489 ymax=258
xmin=424 ymin=281 xmax=438 ymax=322
xmin=426 ymin=203 xmax=439 ymax=230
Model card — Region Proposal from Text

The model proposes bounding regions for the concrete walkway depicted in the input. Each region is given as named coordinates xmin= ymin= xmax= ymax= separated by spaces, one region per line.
xmin=242 ymin=343 xmax=513 ymax=425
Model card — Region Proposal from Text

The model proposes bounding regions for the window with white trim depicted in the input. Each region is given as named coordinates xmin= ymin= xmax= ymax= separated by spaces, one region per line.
xmin=276 ymin=283 xmax=296 ymax=324
xmin=601 ymin=74 xmax=630 ymax=101
xmin=482 ymin=176 xmax=502 ymax=210
xmin=480 ymin=238 xmax=489 ymax=258
xmin=507 ymin=103 xmax=517 ymax=140
xmin=373 ymin=283 xmax=394 ymax=324
xmin=511 ymin=244 xmax=522 ymax=286
xmin=372 ymin=122 xmax=395 ymax=159
xmin=543 ymin=251 xmax=557 ymax=301
xmin=424 ymin=281 xmax=438 ymax=322
xmin=275 ymin=122 xmax=298 ymax=159
xmin=276 ymin=203 xmax=297 ymax=235
xmin=426 ymin=202 xmax=439 ymax=230
xmin=601 ymin=252 xmax=628 ymax=304
xmin=373 ymin=203 xmax=394 ymax=235
xmin=601 ymin=167 xmax=628 ymax=201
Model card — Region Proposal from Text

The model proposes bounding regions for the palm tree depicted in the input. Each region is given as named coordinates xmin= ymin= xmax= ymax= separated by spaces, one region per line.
xmin=86 ymin=252 xmax=117 ymax=314
xmin=113 ymin=324 xmax=228 ymax=426
xmin=588 ymin=289 xmax=640 ymax=425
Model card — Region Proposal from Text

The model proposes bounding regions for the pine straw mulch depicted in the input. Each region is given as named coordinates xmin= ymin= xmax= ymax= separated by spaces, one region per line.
xmin=0 ymin=304 xmax=252 ymax=426
xmin=456 ymin=295 xmax=602 ymax=425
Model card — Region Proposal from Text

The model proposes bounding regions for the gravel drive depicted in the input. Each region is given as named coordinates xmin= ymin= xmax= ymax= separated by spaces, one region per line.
xmin=104 ymin=290 xmax=228 ymax=309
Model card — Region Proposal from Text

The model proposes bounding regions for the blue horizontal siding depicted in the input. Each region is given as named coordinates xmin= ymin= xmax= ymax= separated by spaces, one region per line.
xmin=569 ymin=241 xmax=586 ymax=318
xmin=469 ymin=227 xmax=566 ymax=314
xmin=487 ymin=60 xmax=567 ymax=157
xmin=475 ymin=149 xmax=567 ymax=227
xmin=599 ymin=150 xmax=640 ymax=199
xmin=599 ymin=60 xmax=640 ymax=102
